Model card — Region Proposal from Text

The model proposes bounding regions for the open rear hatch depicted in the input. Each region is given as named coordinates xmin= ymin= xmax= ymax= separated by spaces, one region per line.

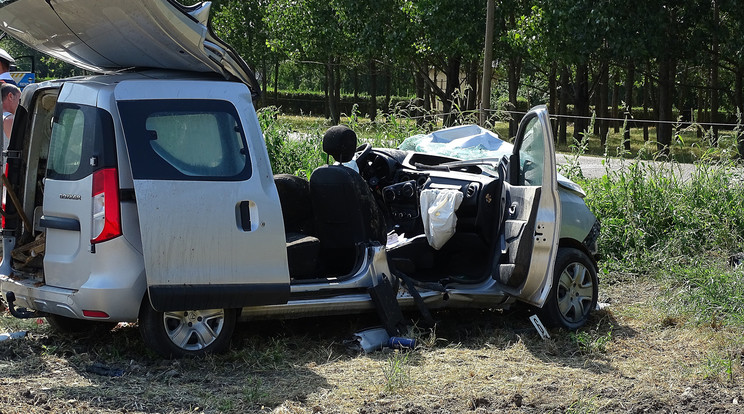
xmin=0 ymin=0 xmax=260 ymax=98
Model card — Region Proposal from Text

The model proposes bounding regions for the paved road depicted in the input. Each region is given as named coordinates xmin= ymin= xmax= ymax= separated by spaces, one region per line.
xmin=556 ymin=153 xmax=700 ymax=181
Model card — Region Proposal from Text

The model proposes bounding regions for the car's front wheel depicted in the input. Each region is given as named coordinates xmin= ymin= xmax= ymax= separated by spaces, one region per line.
xmin=538 ymin=247 xmax=598 ymax=330
xmin=138 ymin=299 xmax=237 ymax=358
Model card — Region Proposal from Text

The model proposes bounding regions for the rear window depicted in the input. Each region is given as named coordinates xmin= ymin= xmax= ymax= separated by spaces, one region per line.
xmin=47 ymin=103 xmax=116 ymax=181
xmin=118 ymin=100 xmax=251 ymax=181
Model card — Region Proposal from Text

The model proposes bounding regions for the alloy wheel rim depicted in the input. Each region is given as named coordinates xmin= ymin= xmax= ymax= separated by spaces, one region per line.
xmin=556 ymin=262 xmax=594 ymax=324
xmin=162 ymin=309 xmax=225 ymax=351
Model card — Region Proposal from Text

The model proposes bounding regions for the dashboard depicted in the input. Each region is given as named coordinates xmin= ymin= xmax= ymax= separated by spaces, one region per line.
xmin=356 ymin=148 xmax=504 ymax=242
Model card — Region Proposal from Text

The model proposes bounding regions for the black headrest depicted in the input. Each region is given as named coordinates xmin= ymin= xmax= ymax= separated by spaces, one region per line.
xmin=323 ymin=125 xmax=357 ymax=163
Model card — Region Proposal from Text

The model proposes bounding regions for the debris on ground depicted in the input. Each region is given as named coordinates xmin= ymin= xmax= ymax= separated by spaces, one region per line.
xmin=85 ymin=362 xmax=125 ymax=377
xmin=0 ymin=330 xmax=26 ymax=341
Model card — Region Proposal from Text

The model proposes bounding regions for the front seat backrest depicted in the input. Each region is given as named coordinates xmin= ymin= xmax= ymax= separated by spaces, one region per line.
xmin=310 ymin=126 xmax=387 ymax=274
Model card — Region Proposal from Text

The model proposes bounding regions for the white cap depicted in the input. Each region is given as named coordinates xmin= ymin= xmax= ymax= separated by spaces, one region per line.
xmin=0 ymin=48 xmax=15 ymax=64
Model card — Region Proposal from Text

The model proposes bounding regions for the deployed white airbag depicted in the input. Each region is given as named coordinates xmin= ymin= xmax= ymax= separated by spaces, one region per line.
xmin=420 ymin=189 xmax=464 ymax=250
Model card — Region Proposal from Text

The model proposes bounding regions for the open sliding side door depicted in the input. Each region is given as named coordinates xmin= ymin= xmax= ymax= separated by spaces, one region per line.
xmin=115 ymin=81 xmax=289 ymax=312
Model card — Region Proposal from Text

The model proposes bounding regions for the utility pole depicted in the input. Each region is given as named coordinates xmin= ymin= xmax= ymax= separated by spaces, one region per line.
xmin=480 ymin=0 xmax=495 ymax=126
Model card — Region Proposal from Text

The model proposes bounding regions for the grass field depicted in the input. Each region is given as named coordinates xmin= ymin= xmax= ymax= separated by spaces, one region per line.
xmin=1 ymin=279 xmax=742 ymax=413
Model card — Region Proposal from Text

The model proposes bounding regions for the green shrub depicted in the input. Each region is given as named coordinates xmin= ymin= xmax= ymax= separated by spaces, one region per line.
xmin=258 ymin=106 xmax=325 ymax=178
xmin=664 ymin=263 xmax=744 ymax=326
xmin=582 ymin=159 xmax=744 ymax=274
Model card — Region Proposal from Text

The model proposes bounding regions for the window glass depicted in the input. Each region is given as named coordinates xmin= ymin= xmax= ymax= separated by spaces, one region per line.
xmin=47 ymin=103 xmax=116 ymax=181
xmin=118 ymin=100 xmax=250 ymax=181
xmin=48 ymin=107 xmax=85 ymax=176
xmin=146 ymin=112 xmax=245 ymax=177
xmin=518 ymin=117 xmax=545 ymax=186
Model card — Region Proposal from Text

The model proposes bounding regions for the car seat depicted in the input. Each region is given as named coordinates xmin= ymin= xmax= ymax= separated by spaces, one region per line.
xmin=275 ymin=174 xmax=320 ymax=279
xmin=309 ymin=126 xmax=387 ymax=275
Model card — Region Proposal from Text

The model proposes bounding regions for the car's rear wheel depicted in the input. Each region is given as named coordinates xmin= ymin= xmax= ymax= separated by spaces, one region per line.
xmin=538 ymin=247 xmax=598 ymax=330
xmin=138 ymin=299 xmax=236 ymax=358
xmin=46 ymin=314 xmax=117 ymax=334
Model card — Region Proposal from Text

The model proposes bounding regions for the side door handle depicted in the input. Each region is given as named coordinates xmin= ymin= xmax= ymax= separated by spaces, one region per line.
xmin=238 ymin=201 xmax=252 ymax=231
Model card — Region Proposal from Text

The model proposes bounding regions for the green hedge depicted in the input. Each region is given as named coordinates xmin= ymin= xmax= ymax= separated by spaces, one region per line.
xmin=260 ymin=90 xmax=742 ymax=128
xmin=258 ymin=90 xmax=416 ymax=117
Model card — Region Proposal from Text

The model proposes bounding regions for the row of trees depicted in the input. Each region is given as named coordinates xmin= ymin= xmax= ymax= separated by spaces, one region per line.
xmin=3 ymin=1 xmax=742 ymax=152
xmin=206 ymin=0 xmax=744 ymax=152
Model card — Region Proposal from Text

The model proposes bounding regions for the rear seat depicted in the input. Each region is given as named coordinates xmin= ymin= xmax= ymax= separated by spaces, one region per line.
xmin=274 ymin=174 xmax=320 ymax=279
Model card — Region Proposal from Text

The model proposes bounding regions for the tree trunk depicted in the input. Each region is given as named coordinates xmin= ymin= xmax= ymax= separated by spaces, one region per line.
xmin=424 ymin=73 xmax=432 ymax=113
xmin=677 ymin=64 xmax=689 ymax=121
xmin=642 ymin=65 xmax=649 ymax=141
xmin=574 ymin=62 xmax=590 ymax=143
xmin=324 ymin=64 xmax=330 ymax=120
xmin=710 ymin=0 xmax=720 ymax=146
xmin=334 ymin=58 xmax=342 ymax=122
xmin=415 ymin=70 xmax=426 ymax=127
xmin=623 ymin=63 xmax=635 ymax=151
xmin=657 ymin=58 xmax=674 ymax=153
xmin=507 ymin=56 xmax=523 ymax=138
xmin=261 ymin=55 xmax=267 ymax=108
xmin=353 ymin=68 xmax=359 ymax=101
xmin=558 ymin=65 xmax=569 ymax=145
xmin=274 ymin=60 xmax=279 ymax=106
xmin=326 ymin=59 xmax=340 ymax=125
xmin=465 ymin=60 xmax=478 ymax=113
xmin=711 ymin=64 xmax=719 ymax=146
xmin=384 ymin=66 xmax=392 ymax=114
xmin=592 ymin=70 xmax=600 ymax=136
xmin=697 ymin=90 xmax=704 ymax=138
xmin=599 ymin=64 xmax=609 ymax=146
xmin=612 ymin=73 xmax=620 ymax=133
xmin=736 ymin=68 xmax=744 ymax=158
xmin=548 ymin=62 xmax=557 ymax=136
xmin=480 ymin=0 xmax=495 ymax=126
xmin=369 ymin=59 xmax=377 ymax=122
xmin=442 ymin=57 xmax=462 ymax=126
xmin=735 ymin=68 xmax=743 ymax=117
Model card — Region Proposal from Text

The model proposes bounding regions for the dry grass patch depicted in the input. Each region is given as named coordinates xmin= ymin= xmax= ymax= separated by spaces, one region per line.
xmin=1 ymin=278 xmax=743 ymax=413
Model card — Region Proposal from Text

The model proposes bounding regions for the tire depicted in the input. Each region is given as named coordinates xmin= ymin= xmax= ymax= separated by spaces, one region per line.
xmin=138 ymin=299 xmax=237 ymax=358
xmin=537 ymin=247 xmax=598 ymax=330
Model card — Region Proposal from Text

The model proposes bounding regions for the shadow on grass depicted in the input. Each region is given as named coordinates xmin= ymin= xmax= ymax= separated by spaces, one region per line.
xmin=1 ymin=319 xmax=333 ymax=412
xmin=0 ymin=304 xmax=637 ymax=412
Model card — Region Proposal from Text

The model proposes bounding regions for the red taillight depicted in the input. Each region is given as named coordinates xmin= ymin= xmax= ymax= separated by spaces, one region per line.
xmin=91 ymin=168 xmax=121 ymax=244
xmin=82 ymin=310 xmax=110 ymax=318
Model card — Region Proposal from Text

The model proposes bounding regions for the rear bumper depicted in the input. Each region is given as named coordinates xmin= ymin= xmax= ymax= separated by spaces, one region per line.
xmin=1 ymin=273 xmax=145 ymax=322
xmin=0 ymin=230 xmax=147 ymax=322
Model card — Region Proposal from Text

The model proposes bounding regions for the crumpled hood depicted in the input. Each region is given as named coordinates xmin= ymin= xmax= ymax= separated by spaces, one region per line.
xmin=398 ymin=124 xmax=586 ymax=197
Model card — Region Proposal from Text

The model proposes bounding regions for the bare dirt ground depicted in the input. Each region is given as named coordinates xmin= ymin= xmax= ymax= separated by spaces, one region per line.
xmin=1 ymin=277 xmax=743 ymax=414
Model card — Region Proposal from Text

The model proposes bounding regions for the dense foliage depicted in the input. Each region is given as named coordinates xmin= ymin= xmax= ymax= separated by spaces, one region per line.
xmin=204 ymin=0 xmax=744 ymax=152
xmin=580 ymin=160 xmax=744 ymax=272
xmin=3 ymin=1 xmax=743 ymax=153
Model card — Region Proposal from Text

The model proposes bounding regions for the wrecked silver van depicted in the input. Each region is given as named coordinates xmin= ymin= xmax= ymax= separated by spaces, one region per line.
xmin=0 ymin=0 xmax=599 ymax=357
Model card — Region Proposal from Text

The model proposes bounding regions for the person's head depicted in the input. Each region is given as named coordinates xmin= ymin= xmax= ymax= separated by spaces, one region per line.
xmin=2 ymin=83 xmax=21 ymax=114
xmin=0 ymin=48 xmax=14 ymax=73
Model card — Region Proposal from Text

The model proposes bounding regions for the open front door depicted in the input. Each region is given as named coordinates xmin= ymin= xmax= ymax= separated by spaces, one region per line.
xmin=115 ymin=81 xmax=289 ymax=312
xmin=494 ymin=106 xmax=561 ymax=306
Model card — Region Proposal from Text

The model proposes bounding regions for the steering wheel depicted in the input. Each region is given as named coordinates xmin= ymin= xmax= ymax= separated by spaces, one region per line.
xmin=354 ymin=143 xmax=373 ymax=168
